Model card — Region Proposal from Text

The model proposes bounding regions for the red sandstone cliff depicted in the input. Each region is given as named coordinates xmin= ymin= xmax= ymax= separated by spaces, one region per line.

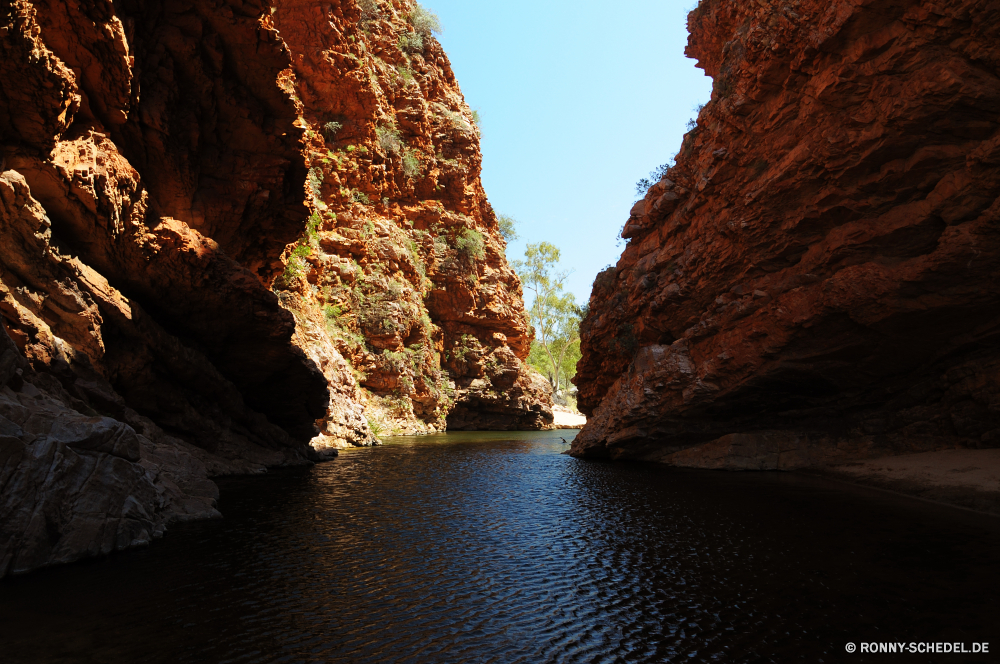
xmin=271 ymin=0 xmax=552 ymax=442
xmin=0 ymin=0 xmax=334 ymax=576
xmin=573 ymin=0 xmax=1000 ymax=468
xmin=0 ymin=0 xmax=549 ymax=576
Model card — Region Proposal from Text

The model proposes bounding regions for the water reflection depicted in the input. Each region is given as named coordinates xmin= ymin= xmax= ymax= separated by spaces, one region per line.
xmin=0 ymin=430 xmax=997 ymax=663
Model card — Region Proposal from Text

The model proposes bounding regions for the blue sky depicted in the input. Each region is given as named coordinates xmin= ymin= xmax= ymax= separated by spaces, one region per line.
xmin=428 ymin=0 xmax=714 ymax=304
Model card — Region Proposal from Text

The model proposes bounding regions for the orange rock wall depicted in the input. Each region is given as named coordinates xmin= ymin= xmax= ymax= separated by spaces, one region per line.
xmin=573 ymin=0 xmax=1000 ymax=467
xmin=2 ymin=0 xmax=330 ymax=441
xmin=271 ymin=0 xmax=552 ymax=438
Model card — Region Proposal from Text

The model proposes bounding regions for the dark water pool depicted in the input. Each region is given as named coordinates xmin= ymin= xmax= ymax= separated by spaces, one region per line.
xmin=0 ymin=430 xmax=998 ymax=663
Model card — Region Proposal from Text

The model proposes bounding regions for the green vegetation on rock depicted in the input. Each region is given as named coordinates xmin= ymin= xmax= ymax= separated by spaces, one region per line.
xmin=455 ymin=228 xmax=485 ymax=260
xmin=409 ymin=3 xmax=442 ymax=37
xmin=402 ymin=149 xmax=421 ymax=178
xmin=497 ymin=214 xmax=519 ymax=242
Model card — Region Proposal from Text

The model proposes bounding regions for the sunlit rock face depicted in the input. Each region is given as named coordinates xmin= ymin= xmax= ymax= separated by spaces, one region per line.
xmin=573 ymin=0 xmax=1000 ymax=467
xmin=269 ymin=0 xmax=552 ymax=439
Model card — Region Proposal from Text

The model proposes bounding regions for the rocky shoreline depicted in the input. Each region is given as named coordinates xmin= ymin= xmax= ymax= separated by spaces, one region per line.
xmin=552 ymin=406 xmax=586 ymax=430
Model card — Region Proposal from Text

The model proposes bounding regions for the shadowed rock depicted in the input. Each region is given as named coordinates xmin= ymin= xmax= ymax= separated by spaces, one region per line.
xmin=574 ymin=0 xmax=1000 ymax=467
xmin=0 ymin=0 xmax=329 ymax=576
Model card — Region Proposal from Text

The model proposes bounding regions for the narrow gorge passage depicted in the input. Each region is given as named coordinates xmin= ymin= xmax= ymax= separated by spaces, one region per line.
xmin=2 ymin=0 xmax=999 ymax=660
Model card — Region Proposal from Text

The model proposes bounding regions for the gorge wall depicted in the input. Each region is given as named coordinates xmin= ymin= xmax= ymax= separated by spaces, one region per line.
xmin=0 ymin=0 xmax=549 ymax=577
xmin=573 ymin=0 xmax=1000 ymax=469
xmin=270 ymin=0 xmax=551 ymax=443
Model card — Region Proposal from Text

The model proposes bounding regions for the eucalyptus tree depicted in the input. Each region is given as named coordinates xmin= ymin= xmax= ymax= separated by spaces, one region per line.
xmin=514 ymin=242 xmax=583 ymax=393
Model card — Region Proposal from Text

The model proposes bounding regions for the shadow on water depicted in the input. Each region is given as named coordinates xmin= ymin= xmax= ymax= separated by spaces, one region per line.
xmin=0 ymin=430 xmax=998 ymax=663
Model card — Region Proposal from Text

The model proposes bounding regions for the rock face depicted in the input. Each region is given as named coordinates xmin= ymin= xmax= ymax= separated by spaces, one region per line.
xmin=0 ymin=0 xmax=334 ymax=576
xmin=0 ymin=323 xmax=221 ymax=576
xmin=269 ymin=0 xmax=553 ymax=440
xmin=0 ymin=0 xmax=549 ymax=575
xmin=573 ymin=0 xmax=1000 ymax=468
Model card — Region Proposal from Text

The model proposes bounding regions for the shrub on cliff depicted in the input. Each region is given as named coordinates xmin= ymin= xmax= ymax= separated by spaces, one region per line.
xmin=455 ymin=229 xmax=485 ymax=260
xmin=307 ymin=168 xmax=324 ymax=200
xmin=381 ymin=350 xmax=409 ymax=373
xmin=440 ymin=108 xmax=474 ymax=134
xmin=396 ymin=65 xmax=416 ymax=85
xmin=386 ymin=279 xmax=405 ymax=298
xmin=402 ymin=149 xmax=421 ymax=178
xmin=280 ymin=244 xmax=312 ymax=285
xmin=323 ymin=121 xmax=342 ymax=140
xmin=409 ymin=3 xmax=442 ymax=37
xmin=376 ymin=125 xmax=403 ymax=155
xmin=324 ymin=304 xmax=343 ymax=323
xmin=497 ymin=214 xmax=519 ymax=242
xmin=635 ymin=162 xmax=673 ymax=196
xmin=359 ymin=300 xmax=399 ymax=335
xmin=399 ymin=32 xmax=424 ymax=53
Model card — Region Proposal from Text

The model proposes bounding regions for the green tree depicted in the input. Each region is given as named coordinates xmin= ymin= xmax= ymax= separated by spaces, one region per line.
xmin=409 ymin=3 xmax=442 ymax=37
xmin=497 ymin=214 xmax=519 ymax=242
xmin=514 ymin=243 xmax=583 ymax=393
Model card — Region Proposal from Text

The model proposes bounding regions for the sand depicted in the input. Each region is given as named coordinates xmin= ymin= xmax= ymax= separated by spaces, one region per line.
xmin=553 ymin=406 xmax=587 ymax=429
xmin=815 ymin=449 xmax=1000 ymax=516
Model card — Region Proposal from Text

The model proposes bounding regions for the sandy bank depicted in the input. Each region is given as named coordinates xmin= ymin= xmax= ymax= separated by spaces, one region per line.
xmin=553 ymin=406 xmax=587 ymax=429
xmin=812 ymin=449 xmax=1000 ymax=516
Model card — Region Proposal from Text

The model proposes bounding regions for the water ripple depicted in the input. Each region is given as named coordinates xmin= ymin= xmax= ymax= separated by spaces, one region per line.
xmin=0 ymin=431 xmax=998 ymax=663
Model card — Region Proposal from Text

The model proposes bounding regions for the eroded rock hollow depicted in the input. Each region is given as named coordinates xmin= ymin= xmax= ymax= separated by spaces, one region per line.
xmin=573 ymin=0 xmax=1000 ymax=469
xmin=0 ymin=0 xmax=549 ymax=576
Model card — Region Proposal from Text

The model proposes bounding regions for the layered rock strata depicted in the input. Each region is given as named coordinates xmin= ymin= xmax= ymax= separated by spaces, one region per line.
xmin=0 ymin=0 xmax=332 ymax=576
xmin=573 ymin=0 xmax=1000 ymax=468
xmin=270 ymin=0 xmax=552 ymax=440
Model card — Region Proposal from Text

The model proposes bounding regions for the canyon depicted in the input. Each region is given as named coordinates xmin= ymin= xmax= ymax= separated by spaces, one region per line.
xmin=2 ymin=1 xmax=998 ymax=657
xmin=574 ymin=0 xmax=1000 ymax=470
xmin=6 ymin=0 xmax=993 ymax=581
xmin=0 ymin=0 xmax=549 ymax=577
